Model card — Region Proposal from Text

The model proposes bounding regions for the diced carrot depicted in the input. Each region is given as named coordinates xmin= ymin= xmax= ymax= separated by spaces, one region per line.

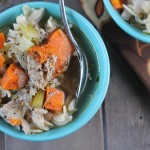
xmin=1 ymin=63 xmax=28 ymax=90
xmin=0 ymin=54 xmax=5 ymax=67
xmin=111 ymin=0 xmax=123 ymax=9
xmin=0 ymin=54 xmax=6 ymax=74
xmin=48 ymin=29 xmax=74 ymax=76
xmin=44 ymin=86 xmax=64 ymax=111
xmin=9 ymin=118 xmax=22 ymax=126
xmin=29 ymin=44 xmax=56 ymax=64
xmin=0 ymin=33 xmax=5 ymax=48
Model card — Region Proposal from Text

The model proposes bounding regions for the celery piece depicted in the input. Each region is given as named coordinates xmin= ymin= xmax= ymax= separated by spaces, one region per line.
xmin=21 ymin=25 xmax=40 ymax=43
xmin=32 ymin=90 xmax=45 ymax=108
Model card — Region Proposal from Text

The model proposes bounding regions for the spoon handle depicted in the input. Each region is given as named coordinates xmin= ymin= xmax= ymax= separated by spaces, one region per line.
xmin=59 ymin=0 xmax=87 ymax=98
xmin=59 ymin=0 xmax=80 ymax=54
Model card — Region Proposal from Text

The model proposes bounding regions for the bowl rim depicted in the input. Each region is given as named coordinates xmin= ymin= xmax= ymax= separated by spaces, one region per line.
xmin=0 ymin=1 xmax=110 ymax=141
xmin=103 ymin=0 xmax=150 ymax=44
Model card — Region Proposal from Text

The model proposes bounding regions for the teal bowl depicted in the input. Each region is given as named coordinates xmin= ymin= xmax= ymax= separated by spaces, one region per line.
xmin=103 ymin=0 xmax=150 ymax=43
xmin=0 ymin=1 xmax=110 ymax=141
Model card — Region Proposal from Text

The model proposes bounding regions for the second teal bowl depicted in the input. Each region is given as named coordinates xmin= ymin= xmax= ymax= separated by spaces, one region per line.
xmin=103 ymin=0 xmax=150 ymax=43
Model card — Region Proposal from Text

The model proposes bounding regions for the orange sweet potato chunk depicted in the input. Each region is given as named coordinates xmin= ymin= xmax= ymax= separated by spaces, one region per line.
xmin=0 ymin=54 xmax=5 ymax=67
xmin=0 ymin=33 xmax=5 ymax=48
xmin=9 ymin=118 xmax=22 ymax=126
xmin=1 ymin=63 xmax=28 ymax=90
xmin=111 ymin=0 xmax=123 ymax=9
xmin=48 ymin=29 xmax=74 ymax=75
xmin=29 ymin=44 xmax=56 ymax=64
xmin=44 ymin=86 xmax=64 ymax=112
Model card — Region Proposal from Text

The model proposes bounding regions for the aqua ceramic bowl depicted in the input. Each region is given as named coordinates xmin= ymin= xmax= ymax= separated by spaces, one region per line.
xmin=0 ymin=1 xmax=110 ymax=141
xmin=103 ymin=0 xmax=150 ymax=43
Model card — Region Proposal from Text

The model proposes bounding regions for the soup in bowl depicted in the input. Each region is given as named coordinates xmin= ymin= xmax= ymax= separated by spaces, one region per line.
xmin=0 ymin=1 xmax=110 ymax=141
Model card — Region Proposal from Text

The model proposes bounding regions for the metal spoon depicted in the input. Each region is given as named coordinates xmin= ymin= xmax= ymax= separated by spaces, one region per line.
xmin=59 ymin=0 xmax=88 ymax=99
